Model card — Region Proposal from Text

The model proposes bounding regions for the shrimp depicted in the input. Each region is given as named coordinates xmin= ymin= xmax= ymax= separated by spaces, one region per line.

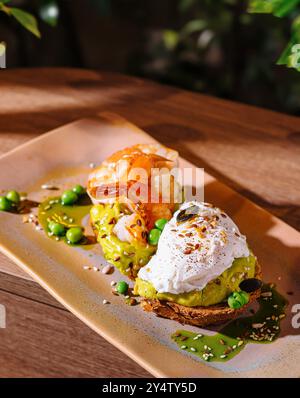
xmin=87 ymin=143 xmax=180 ymax=230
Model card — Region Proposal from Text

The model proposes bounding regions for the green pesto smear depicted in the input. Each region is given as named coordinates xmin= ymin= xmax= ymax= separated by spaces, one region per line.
xmin=172 ymin=284 xmax=287 ymax=363
xmin=38 ymin=195 xmax=94 ymax=247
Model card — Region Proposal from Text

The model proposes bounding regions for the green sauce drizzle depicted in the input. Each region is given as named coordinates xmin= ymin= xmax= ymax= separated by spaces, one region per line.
xmin=172 ymin=284 xmax=288 ymax=362
xmin=38 ymin=195 xmax=94 ymax=247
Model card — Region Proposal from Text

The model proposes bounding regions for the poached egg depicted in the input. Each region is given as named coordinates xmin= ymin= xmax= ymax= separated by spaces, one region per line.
xmin=138 ymin=201 xmax=250 ymax=294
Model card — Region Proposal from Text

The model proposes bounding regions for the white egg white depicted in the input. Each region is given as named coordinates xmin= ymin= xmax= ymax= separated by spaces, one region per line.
xmin=138 ymin=201 xmax=250 ymax=294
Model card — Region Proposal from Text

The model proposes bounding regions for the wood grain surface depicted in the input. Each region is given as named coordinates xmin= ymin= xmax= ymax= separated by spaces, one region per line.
xmin=0 ymin=68 xmax=299 ymax=377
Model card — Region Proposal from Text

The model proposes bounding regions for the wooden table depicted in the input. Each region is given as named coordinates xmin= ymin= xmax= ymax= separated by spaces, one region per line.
xmin=0 ymin=68 xmax=299 ymax=377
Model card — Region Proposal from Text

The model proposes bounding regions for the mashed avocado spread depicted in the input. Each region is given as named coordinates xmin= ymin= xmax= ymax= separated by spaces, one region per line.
xmin=134 ymin=254 xmax=256 ymax=306
xmin=90 ymin=203 xmax=156 ymax=278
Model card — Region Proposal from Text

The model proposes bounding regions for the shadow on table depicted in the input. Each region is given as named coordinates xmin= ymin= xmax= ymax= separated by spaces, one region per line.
xmin=145 ymin=121 xmax=300 ymax=231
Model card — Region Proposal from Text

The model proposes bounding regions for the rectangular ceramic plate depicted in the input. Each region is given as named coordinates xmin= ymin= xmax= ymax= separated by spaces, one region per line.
xmin=0 ymin=113 xmax=299 ymax=377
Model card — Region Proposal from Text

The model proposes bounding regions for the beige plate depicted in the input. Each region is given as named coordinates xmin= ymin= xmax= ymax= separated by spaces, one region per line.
xmin=0 ymin=113 xmax=299 ymax=377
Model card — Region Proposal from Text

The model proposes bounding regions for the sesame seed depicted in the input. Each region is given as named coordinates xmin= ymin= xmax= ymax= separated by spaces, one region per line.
xmin=102 ymin=265 xmax=113 ymax=274
xmin=180 ymin=345 xmax=187 ymax=349
xmin=89 ymin=162 xmax=96 ymax=169
xmin=279 ymin=314 xmax=285 ymax=319
xmin=110 ymin=281 xmax=116 ymax=286
xmin=190 ymin=347 xmax=197 ymax=352
xmin=193 ymin=336 xmax=199 ymax=340
xmin=93 ymin=266 xmax=99 ymax=272
xmin=261 ymin=292 xmax=272 ymax=297
xmin=252 ymin=323 xmax=264 ymax=329
xmin=237 ymin=341 xmax=244 ymax=346
xmin=41 ymin=184 xmax=57 ymax=190
xmin=220 ymin=354 xmax=227 ymax=359
xmin=102 ymin=299 xmax=109 ymax=305
xmin=83 ymin=265 xmax=90 ymax=270
xmin=232 ymin=345 xmax=237 ymax=350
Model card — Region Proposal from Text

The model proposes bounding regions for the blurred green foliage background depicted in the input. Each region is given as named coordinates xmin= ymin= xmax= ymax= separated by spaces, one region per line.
xmin=1 ymin=0 xmax=300 ymax=115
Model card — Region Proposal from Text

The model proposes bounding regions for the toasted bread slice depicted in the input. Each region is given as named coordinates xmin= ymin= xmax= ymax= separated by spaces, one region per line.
xmin=140 ymin=262 xmax=262 ymax=327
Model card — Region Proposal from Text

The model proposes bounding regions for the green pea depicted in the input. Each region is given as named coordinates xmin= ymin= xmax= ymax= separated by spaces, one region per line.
xmin=6 ymin=190 xmax=20 ymax=204
xmin=66 ymin=227 xmax=83 ymax=244
xmin=61 ymin=190 xmax=78 ymax=206
xmin=0 ymin=196 xmax=12 ymax=211
xmin=72 ymin=184 xmax=86 ymax=196
xmin=148 ymin=228 xmax=161 ymax=245
xmin=116 ymin=281 xmax=129 ymax=295
xmin=154 ymin=218 xmax=168 ymax=231
xmin=48 ymin=221 xmax=65 ymax=236
xmin=228 ymin=292 xmax=244 ymax=309
xmin=239 ymin=290 xmax=249 ymax=305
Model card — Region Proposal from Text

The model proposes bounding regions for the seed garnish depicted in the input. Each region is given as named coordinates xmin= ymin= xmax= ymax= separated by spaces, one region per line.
xmin=102 ymin=265 xmax=114 ymax=274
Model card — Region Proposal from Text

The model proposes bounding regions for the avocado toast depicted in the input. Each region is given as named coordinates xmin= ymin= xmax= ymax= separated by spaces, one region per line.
xmin=134 ymin=201 xmax=262 ymax=326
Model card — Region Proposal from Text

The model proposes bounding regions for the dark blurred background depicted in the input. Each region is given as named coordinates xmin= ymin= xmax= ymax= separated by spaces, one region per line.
xmin=1 ymin=0 xmax=300 ymax=115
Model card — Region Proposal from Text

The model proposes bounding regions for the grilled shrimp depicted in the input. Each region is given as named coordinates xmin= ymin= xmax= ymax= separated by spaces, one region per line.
xmin=87 ymin=143 xmax=180 ymax=231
